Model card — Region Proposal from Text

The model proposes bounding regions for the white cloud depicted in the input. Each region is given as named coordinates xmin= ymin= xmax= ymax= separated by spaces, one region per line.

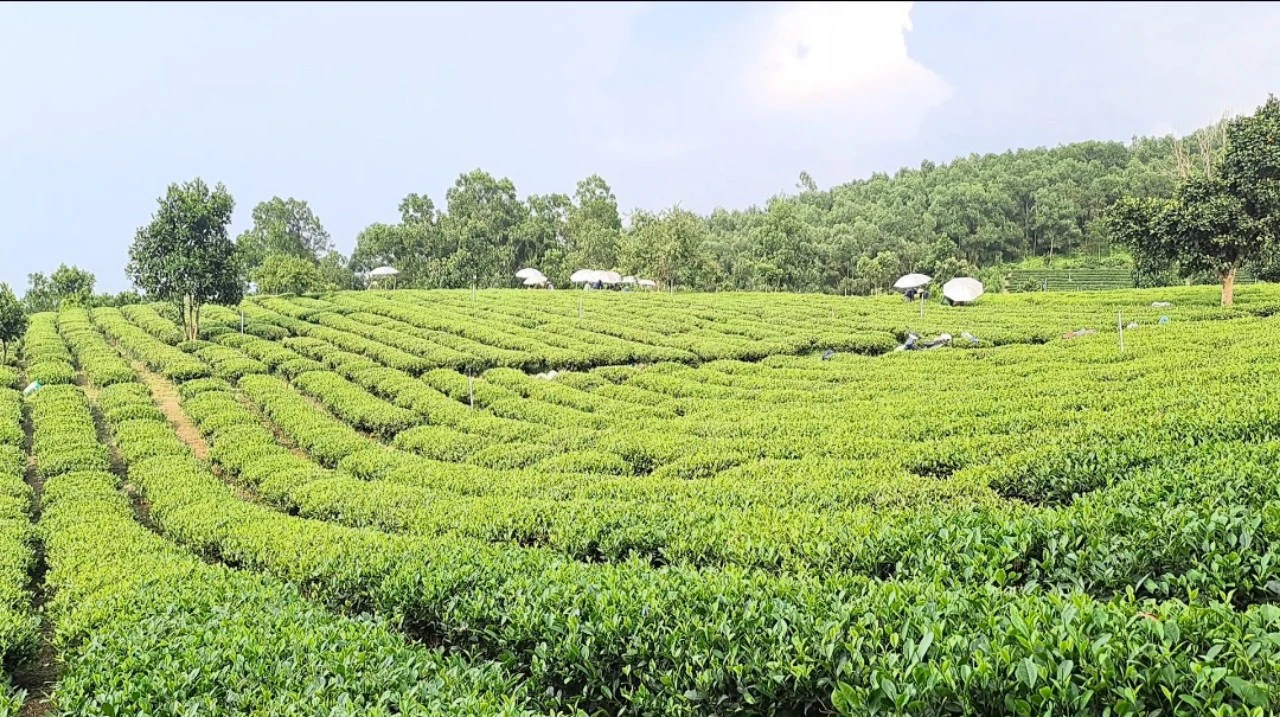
xmin=747 ymin=1 xmax=949 ymax=115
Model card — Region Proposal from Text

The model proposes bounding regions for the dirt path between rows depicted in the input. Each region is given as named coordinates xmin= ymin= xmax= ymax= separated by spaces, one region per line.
xmin=126 ymin=360 xmax=210 ymax=462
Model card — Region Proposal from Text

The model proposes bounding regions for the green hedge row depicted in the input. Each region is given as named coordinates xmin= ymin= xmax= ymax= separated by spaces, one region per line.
xmin=33 ymin=382 xmax=535 ymax=716
xmin=0 ymin=389 xmax=37 ymax=711
xmin=91 ymin=308 xmax=209 ymax=382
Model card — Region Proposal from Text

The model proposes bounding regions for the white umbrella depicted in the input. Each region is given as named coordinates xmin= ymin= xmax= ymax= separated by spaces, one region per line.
xmin=570 ymin=269 xmax=597 ymax=283
xmin=599 ymin=271 xmax=623 ymax=285
xmin=522 ymin=276 xmax=547 ymax=286
xmin=637 ymin=279 xmax=657 ymax=288
xmin=893 ymin=273 xmax=931 ymax=290
xmin=621 ymin=276 xmax=637 ymax=284
xmin=515 ymin=268 xmax=544 ymax=280
xmin=942 ymin=277 xmax=984 ymax=304
xmin=368 ymin=266 xmax=400 ymax=277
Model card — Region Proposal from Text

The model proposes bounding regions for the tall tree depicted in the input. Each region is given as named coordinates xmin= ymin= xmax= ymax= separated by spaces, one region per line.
xmin=235 ymin=197 xmax=332 ymax=275
xmin=440 ymin=170 xmax=528 ymax=287
xmin=0 ymin=284 xmax=24 ymax=365
xmin=567 ymin=175 xmax=622 ymax=270
xmin=516 ymin=193 xmax=572 ymax=280
xmin=128 ymin=179 xmax=242 ymax=341
xmin=620 ymin=206 xmax=708 ymax=289
xmin=1105 ymin=97 xmax=1280 ymax=305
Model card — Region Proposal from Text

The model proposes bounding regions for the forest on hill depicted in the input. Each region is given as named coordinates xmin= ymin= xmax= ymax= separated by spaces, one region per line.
xmin=346 ymin=129 xmax=1225 ymax=295
xmin=10 ymin=114 xmax=1265 ymax=313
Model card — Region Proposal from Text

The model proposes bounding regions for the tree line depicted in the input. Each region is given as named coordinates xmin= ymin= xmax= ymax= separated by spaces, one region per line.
xmin=3 ymin=94 xmax=1277 ymax=348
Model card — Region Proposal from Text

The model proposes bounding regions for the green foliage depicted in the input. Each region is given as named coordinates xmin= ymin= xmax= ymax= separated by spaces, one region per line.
xmin=1107 ymin=97 xmax=1280 ymax=305
xmin=0 ymin=284 xmax=25 ymax=365
xmin=91 ymin=307 xmax=209 ymax=381
xmin=22 ymin=312 xmax=74 ymax=385
xmin=291 ymin=370 xmax=418 ymax=437
xmin=234 ymin=196 xmax=333 ymax=276
xmin=22 ymin=264 xmax=95 ymax=313
xmin=120 ymin=304 xmax=184 ymax=344
xmin=57 ymin=308 xmax=134 ymax=387
xmin=340 ymin=131 xmax=1197 ymax=293
xmin=0 ymin=389 xmax=37 ymax=706
xmin=34 ymin=383 xmax=535 ymax=716
xmin=32 ymin=284 xmax=1280 ymax=712
xmin=251 ymin=254 xmax=328 ymax=296
xmin=239 ymin=374 xmax=373 ymax=465
xmin=127 ymin=178 xmax=242 ymax=341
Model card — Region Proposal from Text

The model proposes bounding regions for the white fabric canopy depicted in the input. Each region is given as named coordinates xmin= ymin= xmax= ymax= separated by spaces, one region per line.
xmin=893 ymin=273 xmax=931 ymax=290
xmin=637 ymin=279 xmax=657 ymax=288
xmin=368 ymin=266 xmax=400 ymax=277
xmin=515 ymin=268 xmax=545 ymax=280
xmin=942 ymin=277 xmax=984 ymax=304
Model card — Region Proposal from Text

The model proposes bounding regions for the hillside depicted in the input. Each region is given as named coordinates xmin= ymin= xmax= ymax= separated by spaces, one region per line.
xmin=7 ymin=285 xmax=1280 ymax=713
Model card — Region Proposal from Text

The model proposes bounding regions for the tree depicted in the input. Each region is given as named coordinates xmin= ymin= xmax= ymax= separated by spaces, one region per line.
xmin=252 ymin=254 xmax=326 ymax=295
xmin=566 ymin=175 xmax=622 ymax=270
xmin=621 ymin=206 xmax=709 ymax=289
xmin=127 ymin=179 xmax=242 ymax=341
xmin=317 ymin=251 xmax=357 ymax=291
xmin=23 ymin=264 xmax=96 ymax=311
xmin=235 ymin=197 xmax=332 ymax=276
xmin=21 ymin=273 xmax=54 ymax=313
xmin=440 ymin=170 xmax=528 ymax=287
xmin=1105 ymin=97 xmax=1280 ymax=306
xmin=0 ymin=284 xmax=24 ymax=365
xmin=352 ymin=223 xmax=429 ymax=286
xmin=516 ymin=193 xmax=572 ymax=280
xmin=49 ymin=264 xmax=95 ymax=307
xmin=1220 ymin=95 xmax=1280 ymax=250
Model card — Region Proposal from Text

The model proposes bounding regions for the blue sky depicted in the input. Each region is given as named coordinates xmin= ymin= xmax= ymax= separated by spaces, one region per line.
xmin=3 ymin=1 xmax=1278 ymax=292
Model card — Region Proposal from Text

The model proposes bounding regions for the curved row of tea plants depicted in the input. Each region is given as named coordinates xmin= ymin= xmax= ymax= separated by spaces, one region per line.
xmin=22 ymin=313 xmax=74 ymax=386
xmin=90 ymin=307 xmax=209 ymax=381
xmin=66 ymin=383 xmax=1280 ymax=715
xmin=0 ymin=389 xmax=37 ymax=711
xmin=56 ymin=308 xmax=134 ymax=387
xmin=31 ymin=375 xmax=538 ymax=716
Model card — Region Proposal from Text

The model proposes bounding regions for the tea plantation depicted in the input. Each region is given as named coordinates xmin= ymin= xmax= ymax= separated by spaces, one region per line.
xmin=4 ymin=285 xmax=1280 ymax=715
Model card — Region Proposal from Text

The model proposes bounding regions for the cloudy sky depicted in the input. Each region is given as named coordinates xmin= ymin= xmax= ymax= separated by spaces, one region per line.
xmin=2 ymin=1 xmax=1278 ymax=291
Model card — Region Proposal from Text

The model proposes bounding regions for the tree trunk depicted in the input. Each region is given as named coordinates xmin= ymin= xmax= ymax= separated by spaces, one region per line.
xmin=1221 ymin=266 xmax=1237 ymax=307
xmin=181 ymin=295 xmax=201 ymax=343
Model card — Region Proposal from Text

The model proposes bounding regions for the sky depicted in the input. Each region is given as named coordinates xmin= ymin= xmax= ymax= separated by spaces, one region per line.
xmin=2 ymin=1 xmax=1279 ymax=292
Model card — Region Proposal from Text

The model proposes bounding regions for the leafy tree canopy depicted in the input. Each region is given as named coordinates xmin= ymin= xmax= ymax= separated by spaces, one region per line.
xmin=235 ymin=197 xmax=333 ymax=276
xmin=0 ymin=283 xmax=24 ymax=365
xmin=128 ymin=178 xmax=242 ymax=341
